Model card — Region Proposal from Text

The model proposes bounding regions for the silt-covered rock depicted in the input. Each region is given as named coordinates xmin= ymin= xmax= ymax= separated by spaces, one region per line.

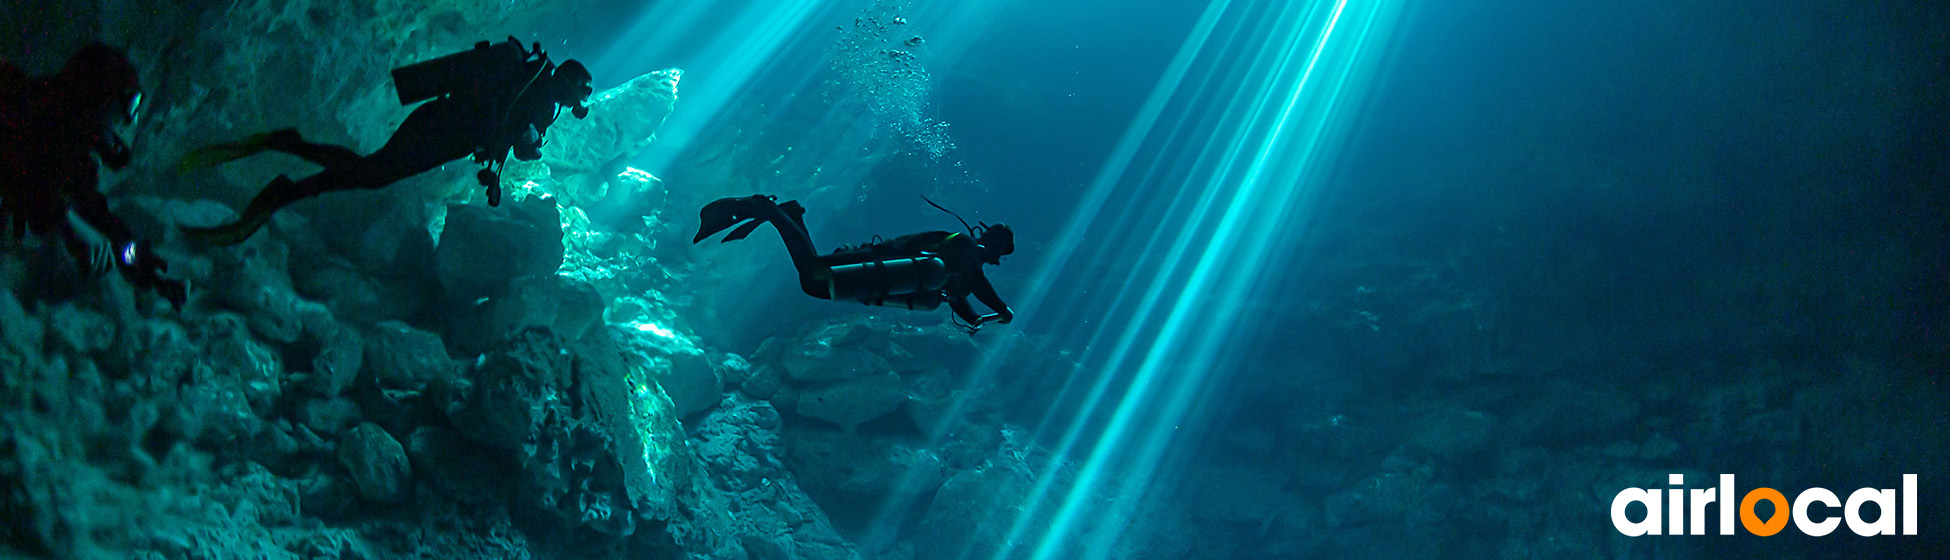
xmin=337 ymin=423 xmax=412 ymax=503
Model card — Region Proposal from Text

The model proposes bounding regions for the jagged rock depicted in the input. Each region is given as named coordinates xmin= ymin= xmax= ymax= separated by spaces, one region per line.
xmin=783 ymin=425 xmax=942 ymax=529
xmin=337 ymin=423 xmax=412 ymax=503
xmin=443 ymin=326 xmax=691 ymax=537
xmin=588 ymin=168 xmax=665 ymax=233
xmin=501 ymin=274 xmax=603 ymax=337
xmin=887 ymin=325 xmax=977 ymax=373
xmin=363 ymin=321 xmax=454 ymax=391
xmin=168 ymin=370 xmax=267 ymax=449
xmin=716 ymin=352 xmax=754 ymax=388
xmin=741 ymin=365 xmax=784 ymax=400
xmin=537 ymin=69 xmax=681 ymax=206
xmin=682 ymin=397 xmax=859 ymax=560
xmin=444 ymin=274 xmax=604 ymax=356
xmin=573 ymin=328 xmax=691 ymax=524
xmin=433 ymin=197 xmax=565 ymax=303
xmin=116 ymin=318 xmax=197 ymax=388
xmin=46 ymin=303 xmax=115 ymax=356
xmin=779 ymin=324 xmax=894 ymax=383
xmin=797 ymin=371 xmax=907 ymax=431
xmin=299 ymin=397 xmax=362 ymax=437
xmin=189 ymin=313 xmax=283 ymax=417
xmin=914 ymin=467 xmax=1041 ymax=560
xmin=405 ymin=426 xmax=512 ymax=501
xmin=658 ymin=348 xmax=724 ymax=419
xmin=291 ymin=256 xmax=410 ymax=324
xmin=610 ymin=323 xmax=721 ymax=419
xmin=300 ymin=471 xmax=362 ymax=520
xmin=444 ymin=327 xmax=574 ymax=454
xmin=0 ymin=290 xmax=44 ymax=357
xmin=903 ymin=368 xmax=955 ymax=433
xmin=303 ymin=321 xmax=365 ymax=398
xmin=693 ymin=398 xmax=785 ymax=490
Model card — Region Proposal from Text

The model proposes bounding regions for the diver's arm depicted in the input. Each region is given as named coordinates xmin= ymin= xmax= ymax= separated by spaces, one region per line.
xmin=970 ymin=274 xmax=1013 ymax=324
xmin=949 ymin=295 xmax=984 ymax=325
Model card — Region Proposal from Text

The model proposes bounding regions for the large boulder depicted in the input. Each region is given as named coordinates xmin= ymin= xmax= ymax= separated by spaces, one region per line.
xmin=782 ymin=425 xmax=942 ymax=530
xmin=777 ymin=322 xmax=894 ymax=383
xmin=795 ymin=371 xmax=907 ymax=432
xmin=446 ymin=274 xmax=605 ymax=355
xmin=434 ymin=197 xmax=564 ymax=303
xmin=913 ymin=468 xmax=1040 ymax=560
xmin=337 ymin=423 xmax=412 ymax=503
xmin=362 ymin=321 xmax=454 ymax=392
xmin=441 ymin=326 xmax=692 ymax=537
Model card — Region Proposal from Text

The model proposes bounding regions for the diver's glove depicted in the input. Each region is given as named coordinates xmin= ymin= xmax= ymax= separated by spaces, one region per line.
xmin=116 ymin=240 xmax=188 ymax=307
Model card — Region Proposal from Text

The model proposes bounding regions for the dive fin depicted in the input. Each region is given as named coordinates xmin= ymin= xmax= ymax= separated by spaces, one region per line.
xmin=175 ymin=129 xmax=289 ymax=172
xmin=181 ymin=211 xmax=273 ymax=247
xmin=694 ymin=195 xmax=776 ymax=243
xmin=694 ymin=199 xmax=743 ymax=243
xmin=722 ymin=218 xmax=765 ymax=242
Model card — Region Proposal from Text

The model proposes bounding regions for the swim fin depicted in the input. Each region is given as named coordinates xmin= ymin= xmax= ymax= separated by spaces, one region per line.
xmin=182 ymin=214 xmax=271 ymax=247
xmin=181 ymin=176 xmax=290 ymax=246
xmin=721 ymin=218 xmax=765 ymax=242
xmin=693 ymin=194 xmax=776 ymax=243
xmin=175 ymin=128 xmax=294 ymax=172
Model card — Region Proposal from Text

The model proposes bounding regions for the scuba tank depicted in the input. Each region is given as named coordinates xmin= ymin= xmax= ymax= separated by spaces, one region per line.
xmin=864 ymin=290 xmax=947 ymax=311
xmin=826 ymin=256 xmax=948 ymax=303
xmin=390 ymin=39 xmax=530 ymax=106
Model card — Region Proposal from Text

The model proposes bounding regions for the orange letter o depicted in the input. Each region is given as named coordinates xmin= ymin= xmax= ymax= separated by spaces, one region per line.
xmin=1741 ymin=488 xmax=1791 ymax=536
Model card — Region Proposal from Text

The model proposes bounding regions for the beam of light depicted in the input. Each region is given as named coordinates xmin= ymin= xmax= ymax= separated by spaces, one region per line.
xmin=844 ymin=2 xmax=1050 ymax=552
xmin=908 ymin=0 xmax=1413 ymax=558
xmin=591 ymin=0 xmax=848 ymax=174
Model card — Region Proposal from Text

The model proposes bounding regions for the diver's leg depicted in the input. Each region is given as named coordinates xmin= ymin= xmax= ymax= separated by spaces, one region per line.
xmin=263 ymin=129 xmax=362 ymax=169
xmin=354 ymin=103 xmax=478 ymax=189
xmin=182 ymin=174 xmax=304 ymax=245
xmin=696 ymin=195 xmax=834 ymax=298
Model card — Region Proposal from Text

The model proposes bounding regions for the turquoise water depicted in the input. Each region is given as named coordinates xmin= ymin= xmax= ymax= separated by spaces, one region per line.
xmin=1 ymin=0 xmax=1944 ymax=558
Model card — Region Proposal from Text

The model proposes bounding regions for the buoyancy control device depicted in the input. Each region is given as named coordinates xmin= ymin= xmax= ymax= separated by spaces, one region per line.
xmin=826 ymin=256 xmax=949 ymax=309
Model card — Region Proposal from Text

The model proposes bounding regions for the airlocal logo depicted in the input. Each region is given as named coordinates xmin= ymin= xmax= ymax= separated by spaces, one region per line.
xmin=1612 ymin=474 xmax=1918 ymax=536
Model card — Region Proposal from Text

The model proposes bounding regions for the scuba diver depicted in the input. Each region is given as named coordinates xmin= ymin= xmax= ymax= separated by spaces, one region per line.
xmin=693 ymin=194 xmax=1016 ymax=332
xmin=2 ymin=43 xmax=186 ymax=306
xmin=179 ymin=37 xmax=594 ymax=246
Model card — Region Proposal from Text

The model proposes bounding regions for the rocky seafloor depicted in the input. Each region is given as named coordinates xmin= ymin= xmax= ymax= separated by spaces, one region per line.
xmin=5 ymin=1 xmax=1948 ymax=559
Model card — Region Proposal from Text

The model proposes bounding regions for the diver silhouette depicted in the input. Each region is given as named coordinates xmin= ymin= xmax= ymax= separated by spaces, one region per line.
xmin=2 ymin=43 xmax=186 ymax=306
xmin=694 ymin=194 xmax=1016 ymax=332
xmin=180 ymin=38 xmax=594 ymax=246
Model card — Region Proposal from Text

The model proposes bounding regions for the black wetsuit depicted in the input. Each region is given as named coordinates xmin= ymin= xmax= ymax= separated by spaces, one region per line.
xmin=821 ymin=231 xmax=1008 ymax=323
xmin=719 ymin=197 xmax=1011 ymax=325
xmin=2 ymin=47 xmax=185 ymax=305
xmin=185 ymin=41 xmax=571 ymax=246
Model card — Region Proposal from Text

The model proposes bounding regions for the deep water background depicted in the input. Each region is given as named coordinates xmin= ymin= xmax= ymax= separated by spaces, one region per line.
xmin=2 ymin=0 xmax=1946 ymax=558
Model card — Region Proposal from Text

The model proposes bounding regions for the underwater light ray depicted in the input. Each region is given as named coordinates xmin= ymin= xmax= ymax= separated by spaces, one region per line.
xmin=1079 ymin=2 xmax=1412 ymax=556
xmin=589 ymin=1 xmax=719 ymax=80
xmin=1024 ymin=1 xmax=1333 ymax=557
xmin=1002 ymin=0 xmax=1414 ymax=557
xmin=941 ymin=0 xmax=1246 ymax=556
xmin=624 ymin=0 xmax=838 ymax=174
